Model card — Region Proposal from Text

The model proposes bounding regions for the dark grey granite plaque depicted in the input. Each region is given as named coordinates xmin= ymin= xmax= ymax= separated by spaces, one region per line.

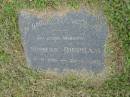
xmin=19 ymin=9 xmax=108 ymax=73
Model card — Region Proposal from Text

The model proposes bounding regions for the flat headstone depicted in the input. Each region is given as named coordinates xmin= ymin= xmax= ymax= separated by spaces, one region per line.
xmin=18 ymin=9 xmax=108 ymax=73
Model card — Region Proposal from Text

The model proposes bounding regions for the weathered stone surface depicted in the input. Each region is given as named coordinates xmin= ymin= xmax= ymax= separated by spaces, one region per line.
xmin=19 ymin=9 xmax=108 ymax=73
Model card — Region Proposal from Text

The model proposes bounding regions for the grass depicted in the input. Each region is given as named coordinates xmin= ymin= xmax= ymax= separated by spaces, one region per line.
xmin=0 ymin=0 xmax=130 ymax=97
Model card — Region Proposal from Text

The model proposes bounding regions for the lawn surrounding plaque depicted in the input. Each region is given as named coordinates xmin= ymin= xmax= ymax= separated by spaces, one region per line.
xmin=18 ymin=9 xmax=108 ymax=73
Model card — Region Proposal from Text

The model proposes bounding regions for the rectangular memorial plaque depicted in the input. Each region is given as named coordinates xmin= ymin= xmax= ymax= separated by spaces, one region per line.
xmin=19 ymin=9 xmax=108 ymax=73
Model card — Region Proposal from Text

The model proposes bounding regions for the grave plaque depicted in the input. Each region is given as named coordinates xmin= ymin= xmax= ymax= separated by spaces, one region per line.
xmin=19 ymin=9 xmax=108 ymax=73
